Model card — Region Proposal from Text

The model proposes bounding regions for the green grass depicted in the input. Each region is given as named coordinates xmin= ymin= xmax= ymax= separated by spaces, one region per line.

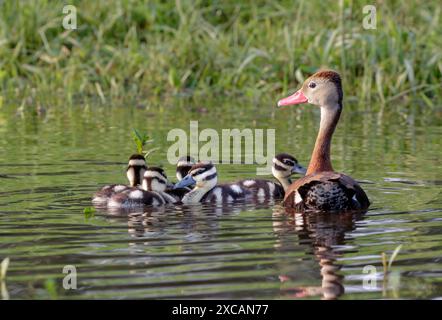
xmin=0 ymin=0 xmax=440 ymax=110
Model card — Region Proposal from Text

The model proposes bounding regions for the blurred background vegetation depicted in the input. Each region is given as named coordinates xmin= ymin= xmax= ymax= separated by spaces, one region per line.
xmin=0 ymin=0 xmax=440 ymax=111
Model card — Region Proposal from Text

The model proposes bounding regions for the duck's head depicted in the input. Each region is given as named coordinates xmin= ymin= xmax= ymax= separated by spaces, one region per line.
xmin=126 ymin=154 xmax=147 ymax=187
xmin=277 ymin=70 xmax=343 ymax=109
xmin=142 ymin=167 xmax=168 ymax=192
xmin=176 ymin=155 xmax=196 ymax=181
xmin=272 ymin=153 xmax=306 ymax=179
xmin=173 ymin=162 xmax=217 ymax=190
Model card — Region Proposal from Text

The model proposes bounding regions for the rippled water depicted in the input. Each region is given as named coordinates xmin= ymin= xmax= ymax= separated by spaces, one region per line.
xmin=0 ymin=101 xmax=441 ymax=299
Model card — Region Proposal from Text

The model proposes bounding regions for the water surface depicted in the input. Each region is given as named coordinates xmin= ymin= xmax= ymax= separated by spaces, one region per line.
xmin=0 ymin=100 xmax=441 ymax=299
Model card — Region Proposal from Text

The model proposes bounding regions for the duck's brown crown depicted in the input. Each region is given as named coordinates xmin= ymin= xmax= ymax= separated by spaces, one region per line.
xmin=311 ymin=70 xmax=343 ymax=103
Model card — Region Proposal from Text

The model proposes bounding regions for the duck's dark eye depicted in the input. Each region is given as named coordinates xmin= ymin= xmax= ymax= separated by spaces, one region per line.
xmin=308 ymin=82 xmax=316 ymax=89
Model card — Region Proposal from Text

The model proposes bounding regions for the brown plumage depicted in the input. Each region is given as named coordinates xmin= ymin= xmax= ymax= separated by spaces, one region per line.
xmin=283 ymin=172 xmax=369 ymax=211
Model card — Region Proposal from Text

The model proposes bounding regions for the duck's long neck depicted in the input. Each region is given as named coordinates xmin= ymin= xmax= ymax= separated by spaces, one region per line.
xmin=306 ymin=103 xmax=342 ymax=175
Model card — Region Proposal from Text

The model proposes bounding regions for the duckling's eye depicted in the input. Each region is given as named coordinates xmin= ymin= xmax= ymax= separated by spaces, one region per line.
xmin=308 ymin=82 xmax=316 ymax=89
xmin=191 ymin=169 xmax=203 ymax=176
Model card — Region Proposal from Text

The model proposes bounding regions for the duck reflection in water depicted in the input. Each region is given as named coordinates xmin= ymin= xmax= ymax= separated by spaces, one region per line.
xmin=100 ymin=201 xmax=364 ymax=300
xmin=272 ymin=207 xmax=365 ymax=300
xmin=104 ymin=201 xmax=277 ymax=239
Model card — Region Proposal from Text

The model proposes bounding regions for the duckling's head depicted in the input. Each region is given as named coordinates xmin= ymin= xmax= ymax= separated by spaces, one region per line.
xmin=126 ymin=154 xmax=147 ymax=187
xmin=173 ymin=162 xmax=217 ymax=190
xmin=278 ymin=70 xmax=343 ymax=109
xmin=272 ymin=153 xmax=306 ymax=179
xmin=176 ymin=155 xmax=196 ymax=181
xmin=142 ymin=167 xmax=168 ymax=192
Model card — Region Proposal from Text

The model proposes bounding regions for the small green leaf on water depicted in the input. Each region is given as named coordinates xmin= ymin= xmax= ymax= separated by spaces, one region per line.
xmin=44 ymin=279 xmax=58 ymax=300
xmin=83 ymin=207 xmax=96 ymax=218
xmin=132 ymin=129 xmax=152 ymax=155
xmin=0 ymin=257 xmax=9 ymax=281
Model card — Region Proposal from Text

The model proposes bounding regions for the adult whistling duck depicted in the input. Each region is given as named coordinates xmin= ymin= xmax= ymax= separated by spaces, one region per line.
xmin=277 ymin=70 xmax=370 ymax=212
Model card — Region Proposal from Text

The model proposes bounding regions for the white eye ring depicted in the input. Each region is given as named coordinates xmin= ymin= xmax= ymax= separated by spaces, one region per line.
xmin=308 ymin=81 xmax=317 ymax=89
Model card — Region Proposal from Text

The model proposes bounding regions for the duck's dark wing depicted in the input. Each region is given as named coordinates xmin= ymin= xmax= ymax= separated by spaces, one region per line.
xmin=283 ymin=171 xmax=370 ymax=210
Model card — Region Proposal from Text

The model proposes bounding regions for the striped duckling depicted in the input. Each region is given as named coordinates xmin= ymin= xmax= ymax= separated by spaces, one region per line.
xmin=238 ymin=153 xmax=306 ymax=199
xmin=166 ymin=155 xmax=197 ymax=198
xmin=107 ymin=167 xmax=177 ymax=209
xmin=173 ymin=162 xmax=251 ymax=204
xmin=143 ymin=166 xmax=181 ymax=204
xmin=176 ymin=155 xmax=196 ymax=182
xmin=92 ymin=154 xmax=147 ymax=205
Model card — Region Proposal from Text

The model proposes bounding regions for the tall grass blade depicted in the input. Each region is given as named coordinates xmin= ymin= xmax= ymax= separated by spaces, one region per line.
xmin=388 ymin=244 xmax=403 ymax=269
xmin=0 ymin=258 xmax=9 ymax=281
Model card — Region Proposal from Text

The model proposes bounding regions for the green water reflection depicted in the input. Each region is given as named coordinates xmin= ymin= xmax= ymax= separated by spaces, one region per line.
xmin=0 ymin=99 xmax=441 ymax=299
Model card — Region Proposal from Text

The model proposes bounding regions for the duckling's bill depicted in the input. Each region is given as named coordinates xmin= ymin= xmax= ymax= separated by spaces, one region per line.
xmin=174 ymin=175 xmax=196 ymax=189
xmin=292 ymin=164 xmax=307 ymax=175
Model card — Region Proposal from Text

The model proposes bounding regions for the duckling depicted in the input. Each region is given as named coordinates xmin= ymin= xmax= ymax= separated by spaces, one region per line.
xmin=160 ymin=156 xmax=196 ymax=190
xmin=142 ymin=167 xmax=180 ymax=204
xmin=176 ymin=155 xmax=196 ymax=182
xmin=164 ymin=155 xmax=196 ymax=197
xmin=238 ymin=153 xmax=306 ymax=199
xmin=92 ymin=154 xmax=147 ymax=205
xmin=174 ymin=162 xmax=251 ymax=204
xmin=107 ymin=167 xmax=176 ymax=209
